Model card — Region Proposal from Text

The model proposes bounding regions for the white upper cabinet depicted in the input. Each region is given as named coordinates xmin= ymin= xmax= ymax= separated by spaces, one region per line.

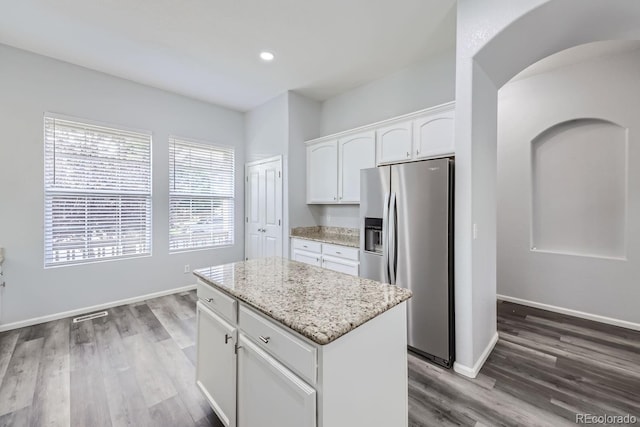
xmin=307 ymin=140 xmax=338 ymax=203
xmin=305 ymin=102 xmax=455 ymax=204
xmin=376 ymin=120 xmax=413 ymax=165
xmin=413 ymin=109 xmax=455 ymax=160
xmin=338 ymin=131 xmax=376 ymax=203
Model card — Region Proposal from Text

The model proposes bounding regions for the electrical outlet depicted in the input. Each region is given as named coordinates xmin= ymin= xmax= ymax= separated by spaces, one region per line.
xmin=184 ymin=264 xmax=190 ymax=274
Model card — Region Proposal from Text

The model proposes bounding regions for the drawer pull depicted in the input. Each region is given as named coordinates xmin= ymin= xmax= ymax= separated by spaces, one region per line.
xmin=303 ymin=245 xmax=308 ymax=248
xmin=336 ymin=251 xmax=341 ymax=254
xmin=259 ymin=336 xmax=271 ymax=344
xmin=205 ymin=298 xmax=214 ymax=303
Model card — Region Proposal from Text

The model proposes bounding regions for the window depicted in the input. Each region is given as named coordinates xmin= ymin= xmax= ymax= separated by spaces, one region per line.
xmin=169 ymin=137 xmax=234 ymax=252
xmin=44 ymin=115 xmax=152 ymax=267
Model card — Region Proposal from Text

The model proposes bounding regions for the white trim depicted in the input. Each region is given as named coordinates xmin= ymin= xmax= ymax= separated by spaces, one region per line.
xmin=305 ymin=101 xmax=455 ymax=146
xmin=453 ymin=331 xmax=499 ymax=379
xmin=245 ymin=154 xmax=283 ymax=167
xmin=0 ymin=284 xmax=197 ymax=332
xmin=497 ymin=294 xmax=640 ymax=331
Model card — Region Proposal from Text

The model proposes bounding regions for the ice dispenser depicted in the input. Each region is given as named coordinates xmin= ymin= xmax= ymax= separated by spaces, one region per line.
xmin=364 ymin=218 xmax=383 ymax=254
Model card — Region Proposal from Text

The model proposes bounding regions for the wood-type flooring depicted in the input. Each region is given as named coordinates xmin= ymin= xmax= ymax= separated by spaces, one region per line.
xmin=0 ymin=293 xmax=638 ymax=426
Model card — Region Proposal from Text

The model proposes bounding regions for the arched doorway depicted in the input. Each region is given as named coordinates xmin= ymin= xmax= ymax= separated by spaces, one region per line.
xmin=454 ymin=0 xmax=640 ymax=377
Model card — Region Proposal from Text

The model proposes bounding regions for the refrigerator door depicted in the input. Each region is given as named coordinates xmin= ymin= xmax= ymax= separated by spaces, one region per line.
xmin=391 ymin=158 xmax=451 ymax=363
xmin=360 ymin=166 xmax=391 ymax=283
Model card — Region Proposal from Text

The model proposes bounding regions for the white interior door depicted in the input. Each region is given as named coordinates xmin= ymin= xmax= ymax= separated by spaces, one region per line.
xmin=261 ymin=161 xmax=282 ymax=258
xmin=245 ymin=166 xmax=263 ymax=260
xmin=245 ymin=157 xmax=283 ymax=260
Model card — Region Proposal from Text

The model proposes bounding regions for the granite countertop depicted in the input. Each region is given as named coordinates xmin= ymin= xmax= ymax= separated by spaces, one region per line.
xmin=290 ymin=226 xmax=359 ymax=248
xmin=193 ymin=257 xmax=411 ymax=345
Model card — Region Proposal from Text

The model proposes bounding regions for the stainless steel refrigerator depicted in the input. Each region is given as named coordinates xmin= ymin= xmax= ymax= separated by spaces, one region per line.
xmin=360 ymin=158 xmax=454 ymax=368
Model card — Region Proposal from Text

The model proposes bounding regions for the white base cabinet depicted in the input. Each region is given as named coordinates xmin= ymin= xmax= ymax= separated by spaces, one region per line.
xmin=196 ymin=302 xmax=237 ymax=427
xmin=237 ymin=334 xmax=316 ymax=427
xmin=290 ymin=238 xmax=359 ymax=276
xmin=195 ymin=281 xmax=409 ymax=427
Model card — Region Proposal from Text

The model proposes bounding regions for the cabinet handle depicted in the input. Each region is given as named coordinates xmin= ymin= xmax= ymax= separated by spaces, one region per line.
xmin=303 ymin=245 xmax=308 ymax=248
xmin=259 ymin=336 xmax=271 ymax=344
xmin=316 ymin=258 xmax=320 ymax=262
xmin=225 ymin=334 xmax=232 ymax=344
xmin=336 ymin=251 xmax=341 ymax=254
xmin=205 ymin=298 xmax=213 ymax=303
xmin=416 ymin=149 xmax=420 ymax=155
xmin=406 ymin=151 xmax=410 ymax=158
xmin=333 ymin=196 xmax=337 ymax=201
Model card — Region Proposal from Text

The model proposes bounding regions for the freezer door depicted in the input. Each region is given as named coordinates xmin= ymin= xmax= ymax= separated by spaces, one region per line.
xmin=391 ymin=158 xmax=451 ymax=362
xmin=359 ymin=166 xmax=390 ymax=282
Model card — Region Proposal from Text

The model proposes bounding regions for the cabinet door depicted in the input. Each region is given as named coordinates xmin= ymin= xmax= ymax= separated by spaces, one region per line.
xmin=321 ymin=255 xmax=359 ymax=276
xmin=376 ymin=120 xmax=413 ymax=165
xmin=292 ymin=249 xmax=321 ymax=267
xmin=413 ymin=109 xmax=455 ymax=159
xmin=196 ymin=302 xmax=237 ymax=427
xmin=338 ymin=131 xmax=376 ymax=203
xmin=307 ymin=140 xmax=338 ymax=203
xmin=238 ymin=334 xmax=316 ymax=427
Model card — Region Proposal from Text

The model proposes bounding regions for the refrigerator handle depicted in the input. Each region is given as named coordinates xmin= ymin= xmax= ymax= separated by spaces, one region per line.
xmin=382 ymin=192 xmax=390 ymax=284
xmin=388 ymin=192 xmax=397 ymax=285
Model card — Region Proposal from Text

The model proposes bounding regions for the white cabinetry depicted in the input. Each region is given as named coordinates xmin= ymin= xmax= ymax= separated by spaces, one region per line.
xmin=377 ymin=106 xmax=455 ymax=165
xmin=307 ymin=132 xmax=375 ymax=204
xmin=338 ymin=131 xmax=376 ymax=203
xmin=306 ymin=140 xmax=338 ymax=203
xmin=413 ymin=109 xmax=455 ymax=160
xmin=196 ymin=280 xmax=409 ymax=427
xmin=237 ymin=334 xmax=316 ymax=427
xmin=290 ymin=238 xmax=359 ymax=276
xmin=376 ymin=120 xmax=413 ymax=164
xmin=196 ymin=302 xmax=237 ymax=427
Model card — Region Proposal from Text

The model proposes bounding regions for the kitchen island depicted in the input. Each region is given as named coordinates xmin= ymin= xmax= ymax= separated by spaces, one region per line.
xmin=193 ymin=257 xmax=412 ymax=427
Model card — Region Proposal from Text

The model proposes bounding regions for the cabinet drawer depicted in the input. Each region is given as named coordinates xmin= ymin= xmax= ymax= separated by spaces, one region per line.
xmin=291 ymin=238 xmax=322 ymax=253
xmin=197 ymin=281 xmax=237 ymax=324
xmin=322 ymin=243 xmax=359 ymax=261
xmin=322 ymin=255 xmax=359 ymax=276
xmin=239 ymin=304 xmax=317 ymax=385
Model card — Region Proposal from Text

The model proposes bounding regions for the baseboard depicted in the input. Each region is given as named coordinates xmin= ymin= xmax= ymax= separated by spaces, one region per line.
xmin=497 ymin=294 xmax=640 ymax=332
xmin=0 ymin=284 xmax=197 ymax=332
xmin=453 ymin=331 xmax=499 ymax=379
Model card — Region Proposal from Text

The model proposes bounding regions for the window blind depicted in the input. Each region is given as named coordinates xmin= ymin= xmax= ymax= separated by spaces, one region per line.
xmin=169 ymin=138 xmax=235 ymax=252
xmin=44 ymin=116 xmax=152 ymax=267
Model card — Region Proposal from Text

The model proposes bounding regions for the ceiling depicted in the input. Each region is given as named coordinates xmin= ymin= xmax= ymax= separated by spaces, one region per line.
xmin=0 ymin=0 xmax=456 ymax=112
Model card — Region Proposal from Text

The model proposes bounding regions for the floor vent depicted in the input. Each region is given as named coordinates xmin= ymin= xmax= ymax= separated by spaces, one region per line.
xmin=73 ymin=311 xmax=108 ymax=323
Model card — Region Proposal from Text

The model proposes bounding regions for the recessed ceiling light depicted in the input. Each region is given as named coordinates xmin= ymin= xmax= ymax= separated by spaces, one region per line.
xmin=259 ymin=51 xmax=275 ymax=62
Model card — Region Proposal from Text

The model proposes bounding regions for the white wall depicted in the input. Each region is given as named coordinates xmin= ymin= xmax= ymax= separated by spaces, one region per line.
xmin=315 ymin=48 xmax=457 ymax=229
xmin=455 ymin=0 xmax=640 ymax=376
xmin=320 ymin=49 xmax=456 ymax=136
xmin=497 ymin=48 xmax=640 ymax=324
xmin=0 ymin=44 xmax=245 ymax=325
xmin=244 ymin=93 xmax=288 ymax=163
xmin=287 ymin=92 xmax=322 ymax=229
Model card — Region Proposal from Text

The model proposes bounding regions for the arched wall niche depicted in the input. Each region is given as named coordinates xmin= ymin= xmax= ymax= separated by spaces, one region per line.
xmin=530 ymin=118 xmax=628 ymax=259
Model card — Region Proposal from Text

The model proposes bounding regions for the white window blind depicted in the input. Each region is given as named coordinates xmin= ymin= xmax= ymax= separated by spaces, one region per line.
xmin=169 ymin=138 xmax=235 ymax=252
xmin=44 ymin=115 xmax=152 ymax=267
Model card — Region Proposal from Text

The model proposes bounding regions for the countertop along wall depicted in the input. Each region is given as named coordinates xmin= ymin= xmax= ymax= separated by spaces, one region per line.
xmin=497 ymin=47 xmax=640 ymax=325
xmin=0 ymin=44 xmax=245 ymax=326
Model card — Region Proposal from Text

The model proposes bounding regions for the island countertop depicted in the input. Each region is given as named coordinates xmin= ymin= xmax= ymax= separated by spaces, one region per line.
xmin=193 ymin=257 xmax=412 ymax=345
